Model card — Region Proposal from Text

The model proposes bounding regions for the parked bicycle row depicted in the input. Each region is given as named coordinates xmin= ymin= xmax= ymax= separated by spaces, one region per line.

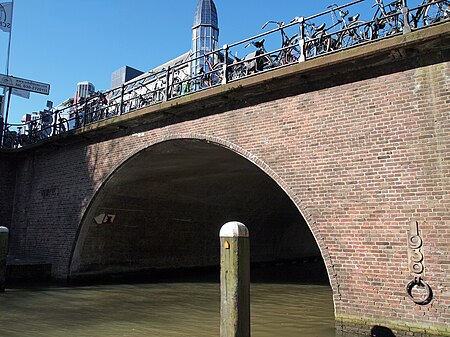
xmin=1 ymin=0 xmax=448 ymax=149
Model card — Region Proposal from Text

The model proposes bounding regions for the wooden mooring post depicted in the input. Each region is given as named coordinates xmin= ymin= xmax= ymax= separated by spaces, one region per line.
xmin=0 ymin=226 xmax=8 ymax=292
xmin=220 ymin=221 xmax=250 ymax=337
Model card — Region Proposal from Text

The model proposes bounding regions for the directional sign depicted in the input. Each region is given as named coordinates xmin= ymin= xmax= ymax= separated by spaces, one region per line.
xmin=0 ymin=74 xmax=50 ymax=95
xmin=94 ymin=213 xmax=116 ymax=225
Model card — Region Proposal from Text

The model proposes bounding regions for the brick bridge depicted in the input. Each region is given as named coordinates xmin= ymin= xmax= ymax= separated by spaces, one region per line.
xmin=1 ymin=23 xmax=449 ymax=337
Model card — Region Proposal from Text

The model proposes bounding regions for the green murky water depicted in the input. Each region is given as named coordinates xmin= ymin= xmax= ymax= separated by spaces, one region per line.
xmin=0 ymin=282 xmax=334 ymax=337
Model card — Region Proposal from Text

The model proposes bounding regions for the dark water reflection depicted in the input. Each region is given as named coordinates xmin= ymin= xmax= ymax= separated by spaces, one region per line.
xmin=0 ymin=282 xmax=335 ymax=337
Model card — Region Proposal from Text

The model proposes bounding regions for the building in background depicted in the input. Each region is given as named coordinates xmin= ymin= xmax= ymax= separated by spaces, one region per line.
xmin=111 ymin=0 xmax=220 ymax=87
xmin=56 ymin=0 xmax=220 ymax=126
xmin=191 ymin=0 xmax=219 ymax=75
xmin=111 ymin=66 xmax=144 ymax=89
xmin=75 ymin=82 xmax=95 ymax=102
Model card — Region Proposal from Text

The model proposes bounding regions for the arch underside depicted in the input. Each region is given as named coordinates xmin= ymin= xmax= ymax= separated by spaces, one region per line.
xmin=70 ymin=139 xmax=327 ymax=285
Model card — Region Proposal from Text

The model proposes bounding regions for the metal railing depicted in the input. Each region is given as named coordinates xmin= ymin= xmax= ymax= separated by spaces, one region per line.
xmin=1 ymin=0 xmax=448 ymax=149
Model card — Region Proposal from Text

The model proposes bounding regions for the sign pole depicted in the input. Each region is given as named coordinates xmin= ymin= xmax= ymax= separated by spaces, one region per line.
xmin=0 ymin=88 xmax=11 ymax=147
xmin=5 ymin=0 xmax=14 ymax=76
xmin=1 ymin=0 xmax=14 ymax=145
xmin=0 ymin=95 xmax=3 ymax=146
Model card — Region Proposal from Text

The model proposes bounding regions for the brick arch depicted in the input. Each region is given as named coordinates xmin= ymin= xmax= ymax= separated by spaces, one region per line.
xmin=69 ymin=132 xmax=339 ymax=300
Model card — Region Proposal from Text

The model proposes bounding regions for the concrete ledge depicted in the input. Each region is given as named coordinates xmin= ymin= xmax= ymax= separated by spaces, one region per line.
xmin=336 ymin=314 xmax=450 ymax=337
xmin=6 ymin=257 xmax=52 ymax=283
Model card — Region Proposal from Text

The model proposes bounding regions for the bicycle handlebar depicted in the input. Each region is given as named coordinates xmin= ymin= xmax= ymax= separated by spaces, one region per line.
xmin=262 ymin=20 xmax=285 ymax=29
xmin=328 ymin=3 xmax=349 ymax=17
xmin=245 ymin=39 xmax=265 ymax=49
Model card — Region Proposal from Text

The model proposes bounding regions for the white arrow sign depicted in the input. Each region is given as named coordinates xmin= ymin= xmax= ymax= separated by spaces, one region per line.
xmin=0 ymin=74 xmax=50 ymax=95
xmin=94 ymin=213 xmax=116 ymax=225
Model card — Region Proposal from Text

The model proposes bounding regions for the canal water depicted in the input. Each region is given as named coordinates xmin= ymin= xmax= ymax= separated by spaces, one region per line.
xmin=0 ymin=282 xmax=335 ymax=337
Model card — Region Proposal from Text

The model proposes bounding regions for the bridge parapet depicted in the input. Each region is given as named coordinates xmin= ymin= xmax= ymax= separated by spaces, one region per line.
xmin=1 ymin=0 xmax=449 ymax=150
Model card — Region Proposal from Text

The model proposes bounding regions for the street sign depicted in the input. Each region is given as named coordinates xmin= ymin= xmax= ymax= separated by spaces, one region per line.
xmin=94 ymin=213 xmax=116 ymax=225
xmin=0 ymin=74 xmax=50 ymax=95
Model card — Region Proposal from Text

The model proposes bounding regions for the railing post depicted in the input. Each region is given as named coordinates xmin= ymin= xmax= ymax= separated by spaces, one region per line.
xmin=82 ymin=101 xmax=88 ymax=127
xmin=401 ymin=0 xmax=412 ymax=33
xmin=0 ymin=117 xmax=4 ymax=148
xmin=1 ymin=89 xmax=12 ymax=147
xmin=222 ymin=44 xmax=228 ymax=85
xmin=119 ymin=84 xmax=125 ymax=116
xmin=52 ymin=109 xmax=58 ymax=136
xmin=165 ymin=66 xmax=171 ymax=101
xmin=29 ymin=121 xmax=35 ymax=143
xmin=296 ymin=17 xmax=306 ymax=63
xmin=0 ymin=226 xmax=8 ymax=293
xmin=220 ymin=221 xmax=250 ymax=337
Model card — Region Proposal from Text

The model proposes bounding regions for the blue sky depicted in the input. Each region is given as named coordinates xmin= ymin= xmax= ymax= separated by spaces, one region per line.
xmin=2 ymin=0 xmax=378 ymax=123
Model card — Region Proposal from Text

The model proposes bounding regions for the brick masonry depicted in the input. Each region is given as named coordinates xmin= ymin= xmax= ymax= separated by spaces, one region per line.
xmin=0 ymin=26 xmax=449 ymax=336
xmin=0 ymin=155 xmax=16 ymax=230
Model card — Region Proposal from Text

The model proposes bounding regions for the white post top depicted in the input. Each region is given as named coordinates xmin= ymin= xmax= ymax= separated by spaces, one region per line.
xmin=0 ymin=226 xmax=8 ymax=233
xmin=219 ymin=222 xmax=249 ymax=238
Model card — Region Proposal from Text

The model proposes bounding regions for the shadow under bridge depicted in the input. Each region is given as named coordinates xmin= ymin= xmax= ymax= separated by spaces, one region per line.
xmin=69 ymin=139 xmax=326 ymax=284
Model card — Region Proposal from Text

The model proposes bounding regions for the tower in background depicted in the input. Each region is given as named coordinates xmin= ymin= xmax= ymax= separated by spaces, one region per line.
xmin=192 ymin=0 xmax=219 ymax=74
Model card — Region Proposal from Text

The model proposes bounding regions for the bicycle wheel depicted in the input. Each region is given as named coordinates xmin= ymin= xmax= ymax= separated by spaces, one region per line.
xmin=228 ymin=64 xmax=247 ymax=81
xmin=305 ymin=39 xmax=316 ymax=58
xmin=2 ymin=133 xmax=13 ymax=148
xmin=373 ymin=15 xmax=403 ymax=38
xmin=178 ymin=81 xmax=188 ymax=95
xmin=282 ymin=36 xmax=300 ymax=64
xmin=423 ymin=0 xmax=450 ymax=25
xmin=211 ymin=63 xmax=224 ymax=85
xmin=338 ymin=30 xmax=358 ymax=49
xmin=307 ymin=33 xmax=332 ymax=57
xmin=170 ymin=77 xmax=182 ymax=98
xmin=305 ymin=39 xmax=321 ymax=58
xmin=59 ymin=118 xmax=69 ymax=133
xmin=284 ymin=46 xmax=300 ymax=64
xmin=340 ymin=21 xmax=372 ymax=48
xmin=40 ymin=124 xmax=52 ymax=138
xmin=351 ymin=20 xmax=373 ymax=42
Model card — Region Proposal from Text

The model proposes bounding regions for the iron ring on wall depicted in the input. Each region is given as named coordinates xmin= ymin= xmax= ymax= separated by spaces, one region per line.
xmin=406 ymin=278 xmax=433 ymax=305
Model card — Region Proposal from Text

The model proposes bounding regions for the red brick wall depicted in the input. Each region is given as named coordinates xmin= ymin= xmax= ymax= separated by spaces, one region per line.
xmin=5 ymin=59 xmax=449 ymax=336
xmin=0 ymin=154 xmax=16 ymax=230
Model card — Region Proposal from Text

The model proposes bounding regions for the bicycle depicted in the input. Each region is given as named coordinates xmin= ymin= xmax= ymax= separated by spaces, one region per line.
xmin=304 ymin=22 xmax=332 ymax=58
xmin=24 ymin=119 xmax=50 ymax=144
xmin=81 ymin=92 xmax=108 ymax=123
xmin=227 ymin=53 xmax=248 ymax=81
xmin=261 ymin=20 xmax=300 ymax=66
xmin=407 ymin=0 xmax=449 ymax=28
xmin=130 ymin=73 xmax=165 ymax=106
xmin=372 ymin=0 xmax=404 ymax=39
xmin=2 ymin=125 xmax=21 ymax=149
xmin=170 ymin=68 xmax=193 ymax=98
xmin=243 ymin=39 xmax=275 ymax=74
xmin=51 ymin=111 xmax=69 ymax=136
xmin=27 ymin=110 xmax=53 ymax=140
xmin=327 ymin=4 xmax=373 ymax=51
xmin=198 ymin=53 xmax=224 ymax=88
